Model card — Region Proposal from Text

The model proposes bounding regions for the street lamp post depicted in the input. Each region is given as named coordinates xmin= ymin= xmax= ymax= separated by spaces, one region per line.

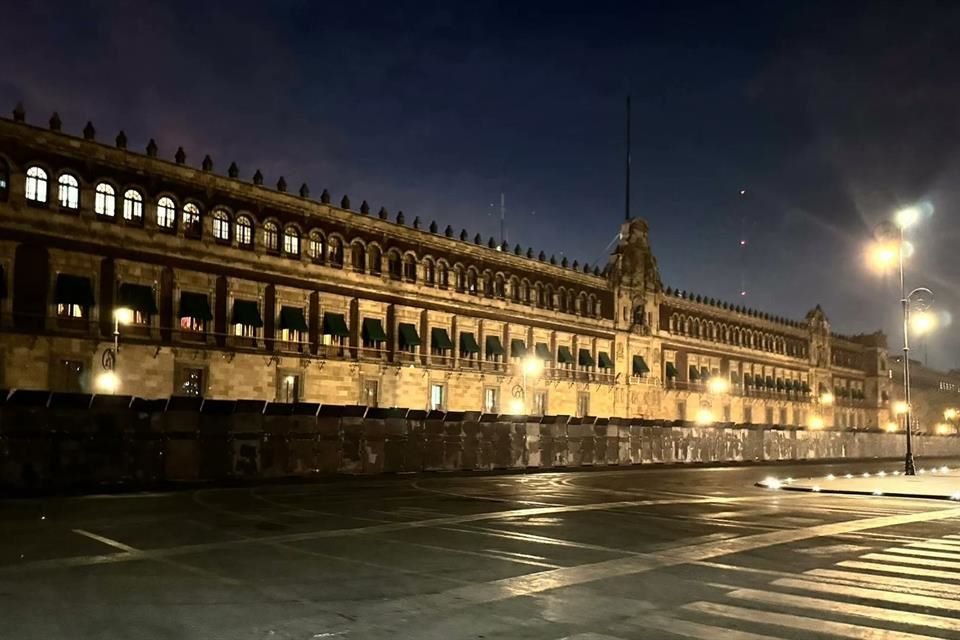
xmin=97 ymin=306 xmax=133 ymax=393
xmin=510 ymin=355 xmax=543 ymax=414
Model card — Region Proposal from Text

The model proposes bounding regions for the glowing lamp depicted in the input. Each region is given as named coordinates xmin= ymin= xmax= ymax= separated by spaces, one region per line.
xmin=885 ymin=421 xmax=898 ymax=433
xmin=521 ymin=356 xmax=543 ymax=378
xmin=95 ymin=371 xmax=119 ymax=394
xmin=895 ymin=206 xmax=920 ymax=229
xmin=808 ymin=415 xmax=825 ymax=430
xmin=706 ymin=376 xmax=729 ymax=395
xmin=892 ymin=401 xmax=909 ymax=415
xmin=866 ymin=242 xmax=898 ymax=273
xmin=695 ymin=408 xmax=714 ymax=426
xmin=820 ymin=392 xmax=834 ymax=407
xmin=508 ymin=398 xmax=525 ymax=415
xmin=113 ymin=307 xmax=134 ymax=325
xmin=944 ymin=408 xmax=958 ymax=421
xmin=910 ymin=310 xmax=936 ymax=335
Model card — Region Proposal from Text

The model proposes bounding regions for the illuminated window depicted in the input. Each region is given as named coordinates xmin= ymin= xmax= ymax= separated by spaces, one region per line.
xmin=182 ymin=203 xmax=201 ymax=238
xmin=212 ymin=209 xmax=230 ymax=241
xmin=180 ymin=317 xmax=204 ymax=333
xmin=283 ymin=227 xmax=300 ymax=256
xmin=174 ymin=365 xmax=205 ymax=397
xmin=122 ymin=189 xmax=142 ymax=223
xmin=483 ymin=387 xmax=499 ymax=413
xmin=25 ymin=166 xmax=48 ymax=203
xmin=58 ymin=174 xmax=79 ymax=209
xmin=94 ymin=183 xmax=115 ymax=217
xmin=263 ymin=221 xmax=279 ymax=252
xmin=437 ymin=263 xmax=449 ymax=288
xmin=424 ymin=259 xmax=435 ymax=285
xmin=430 ymin=383 xmax=445 ymax=411
xmin=310 ymin=232 xmax=325 ymax=262
xmin=328 ymin=237 xmax=343 ymax=266
xmin=234 ymin=323 xmax=256 ymax=338
xmin=236 ymin=215 xmax=253 ymax=246
xmin=57 ymin=303 xmax=85 ymax=319
xmin=368 ymin=245 xmax=382 ymax=274
xmin=403 ymin=255 xmax=417 ymax=281
xmin=156 ymin=197 xmax=176 ymax=229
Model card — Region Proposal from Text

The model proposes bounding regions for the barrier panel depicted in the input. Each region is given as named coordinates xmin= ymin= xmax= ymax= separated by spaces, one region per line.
xmin=163 ymin=396 xmax=202 ymax=481
xmin=232 ymin=400 xmax=265 ymax=478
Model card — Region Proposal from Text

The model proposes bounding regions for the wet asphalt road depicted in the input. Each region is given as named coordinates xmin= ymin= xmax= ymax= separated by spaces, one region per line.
xmin=4 ymin=458 xmax=960 ymax=639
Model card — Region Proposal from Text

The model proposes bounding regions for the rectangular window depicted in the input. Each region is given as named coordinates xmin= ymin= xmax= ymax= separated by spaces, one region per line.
xmin=277 ymin=372 xmax=301 ymax=403
xmin=51 ymin=358 xmax=85 ymax=392
xmin=779 ymin=408 xmax=788 ymax=425
xmin=576 ymin=392 xmax=590 ymax=418
xmin=180 ymin=317 xmax=205 ymax=333
xmin=677 ymin=400 xmax=686 ymax=421
xmin=430 ymin=383 xmax=445 ymax=411
xmin=322 ymin=334 xmax=345 ymax=346
xmin=57 ymin=303 xmax=85 ymax=319
xmin=174 ymin=365 xmax=205 ymax=397
xmin=361 ymin=379 xmax=379 ymax=407
xmin=765 ymin=407 xmax=775 ymax=425
xmin=743 ymin=405 xmax=753 ymax=424
xmin=533 ymin=390 xmax=547 ymax=416
xmin=278 ymin=328 xmax=303 ymax=344
xmin=234 ymin=323 xmax=255 ymax=338
xmin=483 ymin=387 xmax=499 ymax=413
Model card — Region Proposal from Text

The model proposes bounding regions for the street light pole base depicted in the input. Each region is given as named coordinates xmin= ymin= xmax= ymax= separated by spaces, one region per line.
xmin=905 ymin=453 xmax=917 ymax=476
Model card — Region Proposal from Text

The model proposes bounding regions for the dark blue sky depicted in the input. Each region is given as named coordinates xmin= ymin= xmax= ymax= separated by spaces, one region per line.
xmin=4 ymin=1 xmax=960 ymax=368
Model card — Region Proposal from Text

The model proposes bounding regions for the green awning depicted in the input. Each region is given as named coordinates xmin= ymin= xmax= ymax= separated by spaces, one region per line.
xmin=599 ymin=352 xmax=614 ymax=370
xmin=730 ymin=371 xmax=741 ymax=384
xmin=689 ymin=366 xmax=701 ymax=381
xmin=701 ymin=366 xmax=710 ymax=380
xmin=231 ymin=299 xmax=261 ymax=326
xmin=117 ymin=283 xmax=157 ymax=315
xmin=323 ymin=312 xmax=349 ymax=337
xmin=398 ymin=322 xmax=421 ymax=347
xmin=743 ymin=373 xmax=753 ymax=386
xmin=362 ymin=318 xmax=387 ymax=342
xmin=510 ymin=338 xmax=526 ymax=358
xmin=179 ymin=292 xmax=213 ymax=321
xmin=802 ymin=382 xmax=811 ymax=394
xmin=431 ymin=327 xmax=453 ymax=350
xmin=279 ymin=306 xmax=308 ymax=332
xmin=557 ymin=346 xmax=575 ymax=365
xmin=665 ymin=362 xmax=678 ymax=379
xmin=776 ymin=378 xmax=785 ymax=391
xmin=0 ymin=265 xmax=7 ymax=299
xmin=485 ymin=335 xmax=505 ymax=356
xmin=55 ymin=274 xmax=95 ymax=306
xmin=765 ymin=376 xmax=775 ymax=389
xmin=578 ymin=348 xmax=594 ymax=367
xmin=535 ymin=342 xmax=552 ymax=360
xmin=459 ymin=331 xmax=480 ymax=354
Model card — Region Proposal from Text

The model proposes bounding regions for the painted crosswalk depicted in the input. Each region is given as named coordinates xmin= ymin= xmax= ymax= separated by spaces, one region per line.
xmin=614 ymin=534 xmax=960 ymax=639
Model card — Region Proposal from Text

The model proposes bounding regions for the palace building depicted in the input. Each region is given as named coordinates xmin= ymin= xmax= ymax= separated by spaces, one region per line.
xmin=0 ymin=105 xmax=893 ymax=427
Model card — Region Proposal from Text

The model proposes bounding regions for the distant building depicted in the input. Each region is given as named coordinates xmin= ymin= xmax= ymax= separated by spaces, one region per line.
xmin=0 ymin=107 xmax=892 ymax=426
xmin=888 ymin=357 xmax=960 ymax=433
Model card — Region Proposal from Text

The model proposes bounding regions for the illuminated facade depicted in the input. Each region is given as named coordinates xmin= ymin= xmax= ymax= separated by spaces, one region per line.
xmin=0 ymin=106 xmax=892 ymax=426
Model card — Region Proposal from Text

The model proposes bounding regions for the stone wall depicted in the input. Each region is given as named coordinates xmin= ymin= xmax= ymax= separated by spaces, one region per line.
xmin=2 ymin=390 xmax=956 ymax=492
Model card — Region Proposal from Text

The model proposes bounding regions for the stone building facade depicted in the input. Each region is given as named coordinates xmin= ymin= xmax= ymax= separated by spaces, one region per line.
xmin=0 ymin=107 xmax=893 ymax=426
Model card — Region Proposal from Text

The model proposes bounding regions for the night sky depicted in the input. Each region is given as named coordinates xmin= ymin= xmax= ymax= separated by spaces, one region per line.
xmin=3 ymin=1 xmax=960 ymax=368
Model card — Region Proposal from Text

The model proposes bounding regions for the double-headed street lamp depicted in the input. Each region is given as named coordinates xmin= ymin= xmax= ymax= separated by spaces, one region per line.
xmin=869 ymin=206 xmax=935 ymax=475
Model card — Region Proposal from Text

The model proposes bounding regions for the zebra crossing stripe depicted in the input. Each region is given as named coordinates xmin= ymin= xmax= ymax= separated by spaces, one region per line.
xmin=634 ymin=613 xmax=787 ymax=640
xmin=807 ymin=568 xmax=960 ymax=599
xmin=905 ymin=541 xmax=960 ymax=554
xmin=727 ymin=587 xmax=960 ymax=631
xmin=684 ymin=600 xmax=943 ymax=640
xmin=862 ymin=552 xmax=960 ymax=571
xmin=838 ymin=559 xmax=960 ymax=582
xmin=771 ymin=577 xmax=960 ymax=612
xmin=887 ymin=546 xmax=960 ymax=561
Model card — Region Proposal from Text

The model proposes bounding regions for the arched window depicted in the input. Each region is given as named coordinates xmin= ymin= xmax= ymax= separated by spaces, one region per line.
xmin=156 ymin=196 xmax=176 ymax=229
xmin=510 ymin=277 xmax=520 ymax=302
xmin=122 ymin=189 xmax=143 ymax=223
xmin=466 ymin=268 xmax=478 ymax=294
xmin=368 ymin=245 xmax=382 ymax=275
xmin=544 ymin=285 xmax=554 ymax=309
xmin=494 ymin=274 xmax=505 ymax=298
xmin=423 ymin=258 xmax=436 ymax=285
xmin=454 ymin=266 xmax=465 ymax=292
xmin=182 ymin=203 xmax=202 ymax=238
xmin=0 ymin=159 xmax=8 ymax=202
xmin=437 ymin=262 xmax=449 ymax=289
xmin=58 ymin=174 xmax=79 ymax=209
xmin=212 ymin=209 xmax=231 ymax=241
xmin=403 ymin=254 xmax=417 ymax=281
xmin=283 ymin=226 xmax=300 ymax=256
xmin=263 ymin=221 xmax=279 ymax=252
xmin=236 ymin=215 xmax=253 ymax=247
xmin=350 ymin=241 xmax=365 ymax=271
xmin=328 ymin=236 xmax=343 ymax=266
xmin=25 ymin=166 xmax=48 ymax=204
xmin=387 ymin=250 xmax=402 ymax=280
xmin=310 ymin=232 xmax=325 ymax=263
xmin=94 ymin=183 xmax=116 ymax=217
xmin=535 ymin=283 xmax=544 ymax=306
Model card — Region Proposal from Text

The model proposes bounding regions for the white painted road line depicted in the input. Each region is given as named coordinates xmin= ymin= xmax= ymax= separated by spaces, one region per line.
xmin=727 ymin=587 xmax=960 ymax=632
xmin=72 ymin=528 xmax=138 ymax=553
xmin=771 ymin=577 xmax=960 ymax=612
xmin=639 ymin=613 xmax=787 ymax=639
xmin=838 ymin=560 xmax=960 ymax=582
xmin=807 ymin=568 xmax=960 ymax=599
xmin=685 ymin=600 xmax=943 ymax=640
xmin=862 ymin=552 xmax=960 ymax=571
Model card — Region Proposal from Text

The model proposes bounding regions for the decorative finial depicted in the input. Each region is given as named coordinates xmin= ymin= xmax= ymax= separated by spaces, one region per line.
xmin=276 ymin=176 xmax=287 ymax=192
xmin=12 ymin=102 xmax=25 ymax=122
xmin=320 ymin=189 xmax=331 ymax=204
xmin=561 ymin=257 xmax=569 ymax=268
xmin=202 ymin=155 xmax=213 ymax=171
xmin=299 ymin=183 xmax=309 ymax=198
xmin=174 ymin=146 xmax=186 ymax=165
xmin=514 ymin=244 xmax=521 ymax=255
xmin=341 ymin=194 xmax=351 ymax=209
xmin=115 ymin=130 xmax=127 ymax=149
xmin=474 ymin=233 xmax=482 ymax=244
xmin=487 ymin=237 xmax=496 ymax=248
xmin=83 ymin=121 xmax=95 ymax=140
xmin=253 ymin=169 xmax=263 ymax=185
xmin=360 ymin=200 xmax=370 ymax=214
xmin=526 ymin=248 xmax=534 ymax=258
xmin=460 ymin=229 xmax=468 ymax=241
xmin=378 ymin=206 xmax=388 ymax=219
xmin=538 ymin=251 xmax=546 ymax=261
xmin=429 ymin=220 xmax=438 ymax=233
xmin=550 ymin=255 xmax=557 ymax=265
xmin=49 ymin=112 xmax=61 ymax=131
xmin=228 ymin=161 xmax=239 ymax=178
xmin=444 ymin=225 xmax=453 ymax=237
xmin=146 ymin=139 xmax=158 ymax=157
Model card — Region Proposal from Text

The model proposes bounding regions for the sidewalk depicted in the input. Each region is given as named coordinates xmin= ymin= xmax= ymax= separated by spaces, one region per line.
xmin=757 ymin=464 xmax=960 ymax=500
